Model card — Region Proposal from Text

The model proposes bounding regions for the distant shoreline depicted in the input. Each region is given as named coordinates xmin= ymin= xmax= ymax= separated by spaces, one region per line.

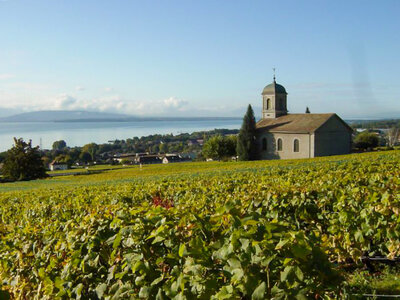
xmin=0 ymin=110 xmax=242 ymax=123
xmin=0 ymin=117 xmax=242 ymax=123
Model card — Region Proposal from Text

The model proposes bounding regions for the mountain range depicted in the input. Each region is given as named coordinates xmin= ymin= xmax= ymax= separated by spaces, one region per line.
xmin=0 ymin=110 xmax=241 ymax=122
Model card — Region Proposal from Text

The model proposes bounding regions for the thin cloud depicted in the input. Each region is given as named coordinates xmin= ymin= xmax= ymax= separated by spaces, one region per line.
xmin=0 ymin=73 xmax=15 ymax=80
xmin=53 ymin=94 xmax=78 ymax=109
xmin=163 ymin=97 xmax=188 ymax=109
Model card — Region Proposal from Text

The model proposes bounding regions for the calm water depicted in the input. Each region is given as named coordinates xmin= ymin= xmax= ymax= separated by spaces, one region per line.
xmin=0 ymin=120 xmax=242 ymax=151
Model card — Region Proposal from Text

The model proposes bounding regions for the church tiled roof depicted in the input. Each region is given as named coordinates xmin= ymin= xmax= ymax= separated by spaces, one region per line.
xmin=256 ymin=113 xmax=351 ymax=133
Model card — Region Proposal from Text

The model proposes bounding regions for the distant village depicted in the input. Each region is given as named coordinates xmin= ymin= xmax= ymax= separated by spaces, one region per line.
xmin=38 ymin=128 xmax=239 ymax=172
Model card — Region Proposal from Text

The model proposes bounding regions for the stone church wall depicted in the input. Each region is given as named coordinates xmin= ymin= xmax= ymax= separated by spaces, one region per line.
xmin=256 ymin=132 xmax=311 ymax=160
xmin=314 ymin=131 xmax=352 ymax=156
xmin=314 ymin=117 xmax=352 ymax=156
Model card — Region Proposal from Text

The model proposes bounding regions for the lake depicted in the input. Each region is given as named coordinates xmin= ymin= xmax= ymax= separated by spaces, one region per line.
xmin=0 ymin=119 xmax=242 ymax=151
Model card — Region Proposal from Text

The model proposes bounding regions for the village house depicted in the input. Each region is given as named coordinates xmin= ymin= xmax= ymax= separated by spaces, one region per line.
xmin=137 ymin=155 xmax=163 ymax=165
xmin=161 ymin=154 xmax=191 ymax=164
xmin=49 ymin=160 xmax=68 ymax=171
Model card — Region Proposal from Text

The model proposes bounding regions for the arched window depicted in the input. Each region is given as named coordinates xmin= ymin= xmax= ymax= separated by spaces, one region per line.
xmin=267 ymin=99 xmax=271 ymax=110
xmin=262 ymin=138 xmax=267 ymax=151
xmin=277 ymin=138 xmax=283 ymax=151
xmin=294 ymin=139 xmax=299 ymax=152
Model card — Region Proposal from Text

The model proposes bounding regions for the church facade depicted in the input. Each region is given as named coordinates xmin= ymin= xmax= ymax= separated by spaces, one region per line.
xmin=255 ymin=79 xmax=352 ymax=160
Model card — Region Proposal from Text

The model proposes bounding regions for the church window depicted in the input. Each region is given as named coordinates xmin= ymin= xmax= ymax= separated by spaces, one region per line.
xmin=294 ymin=139 xmax=299 ymax=152
xmin=267 ymin=99 xmax=271 ymax=110
xmin=262 ymin=138 xmax=267 ymax=151
xmin=277 ymin=138 xmax=283 ymax=151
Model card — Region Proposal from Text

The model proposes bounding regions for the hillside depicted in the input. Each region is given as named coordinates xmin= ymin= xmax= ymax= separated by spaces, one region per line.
xmin=0 ymin=110 xmax=241 ymax=123
xmin=0 ymin=110 xmax=131 ymax=122
xmin=0 ymin=151 xmax=400 ymax=298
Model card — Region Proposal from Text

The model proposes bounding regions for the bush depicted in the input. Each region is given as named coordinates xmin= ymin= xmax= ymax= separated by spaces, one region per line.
xmin=354 ymin=131 xmax=379 ymax=150
xmin=121 ymin=158 xmax=133 ymax=165
xmin=202 ymin=135 xmax=236 ymax=160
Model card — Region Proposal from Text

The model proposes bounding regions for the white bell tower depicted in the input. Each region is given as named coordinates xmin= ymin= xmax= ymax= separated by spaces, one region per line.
xmin=261 ymin=71 xmax=288 ymax=119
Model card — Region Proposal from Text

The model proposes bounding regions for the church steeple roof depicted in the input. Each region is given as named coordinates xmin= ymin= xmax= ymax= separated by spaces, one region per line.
xmin=262 ymin=70 xmax=287 ymax=95
xmin=261 ymin=80 xmax=287 ymax=95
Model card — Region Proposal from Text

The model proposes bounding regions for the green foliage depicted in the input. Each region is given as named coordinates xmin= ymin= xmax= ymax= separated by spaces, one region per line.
xmin=346 ymin=266 xmax=400 ymax=295
xmin=54 ymin=154 xmax=72 ymax=165
xmin=82 ymin=143 xmax=99 ymax=161
xmin=1 ymin=138 xmax=47 ymax=181
xmin=237 ymin=104 xmax=256 ymax=161
xmin=159 ymin=143 xmax=168 ymax=153
xmin=0 ymin=151 xmax=6 ymax=163
xmin=0 ymin=151 xmax=399 ymax=298
xmin=350 ymin=118 xmax=400 ymax=129
xmin=52 ymin=140 xmax=67 ymax=151
xmin=202 ymin=135 xmax=236 ymax=160
xmin=79 ymin=151 xmax=92 ymax=163
xmin=354 ymin=131 xmax=379 ymax=149
xmin=120 ymin=158 xmax=132 ymax=165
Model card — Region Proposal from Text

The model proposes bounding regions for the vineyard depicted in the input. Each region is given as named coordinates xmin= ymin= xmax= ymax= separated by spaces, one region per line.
xmin=0 ymin=151 xmax=400 ymax=299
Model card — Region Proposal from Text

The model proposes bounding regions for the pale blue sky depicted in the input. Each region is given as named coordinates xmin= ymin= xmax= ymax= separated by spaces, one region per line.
xmin=0 ymin=0 xmax=399 ymax=119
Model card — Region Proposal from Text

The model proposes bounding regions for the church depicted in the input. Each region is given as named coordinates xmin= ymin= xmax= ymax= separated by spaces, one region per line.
xmin=255 ymin=77 xmax=352 ymax=160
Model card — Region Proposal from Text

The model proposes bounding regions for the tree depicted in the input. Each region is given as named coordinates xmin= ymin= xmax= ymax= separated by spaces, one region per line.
xmin=0 ymin=151 xmax=6 ymax=163
xmin=159 ymin=143 xmax=169 ymax=154
xmin=68 ymin=148 xmax=81 ymax=162
xmin=2 ymin=138 xmax=47 ymax=181
xmin=202 ymin=135 xmax=236 ymax=160
xmin=52 ymin=140 xmax=67 ymax=151
xmin=387 ymin=127 xmax=400 ymax=147
xmin=79 ymin=151 xmax=92 ymax=163
xmin=151 ymin=144 xmax=160 ymax=153
xmin=54 ymin=154 xmax=73 ymax=165
xmin=82 ymin=143 xmax=98 ymax=161
xmin=237 ymin=104 xmax=256 ymax=161
xmin=354 ymin=131 xmax=379 ymax=150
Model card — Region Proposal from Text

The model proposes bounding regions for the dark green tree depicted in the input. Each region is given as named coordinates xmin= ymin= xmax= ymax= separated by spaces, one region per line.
xmin=0 ymin=151 xmax=6 ymax=163
xmin=237 ymin=104 xmax=256 ymax=161
xmin=159 ymin=143 xmax=169 ymax=154
xmin=54 ymin=154 xmax=73 ymax=165
xmin=354 ymin=131 xmax=379 ymax=150
xmin=52 ymin=140 xmax=67 ymax=151
xmin=2 ymin=138 xmax=47 ymax=181
xmin=82 ymin=143 xmax=98 ymax=161
xmin=79 ymin=151 xmax=92 ymax=163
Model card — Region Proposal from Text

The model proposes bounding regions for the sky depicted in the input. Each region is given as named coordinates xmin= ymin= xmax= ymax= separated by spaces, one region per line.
xmin=0 ymin=0 xmax=399 ymax=119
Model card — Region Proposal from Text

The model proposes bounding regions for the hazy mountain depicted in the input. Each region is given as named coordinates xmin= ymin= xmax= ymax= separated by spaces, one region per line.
xmin=0 ymin=110 xmax=241 ymax=122
xmin=0 ymin=110 xmax=131 ymax=122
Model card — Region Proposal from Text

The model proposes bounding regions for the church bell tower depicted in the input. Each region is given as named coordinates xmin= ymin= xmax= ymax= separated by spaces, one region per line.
xmin=261 ymin=73 xmax=288 ymax=119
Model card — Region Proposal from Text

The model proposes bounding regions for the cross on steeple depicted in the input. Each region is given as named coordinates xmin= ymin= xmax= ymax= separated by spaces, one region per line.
xmin=273 ymin=68 xmax=276 ymax=82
